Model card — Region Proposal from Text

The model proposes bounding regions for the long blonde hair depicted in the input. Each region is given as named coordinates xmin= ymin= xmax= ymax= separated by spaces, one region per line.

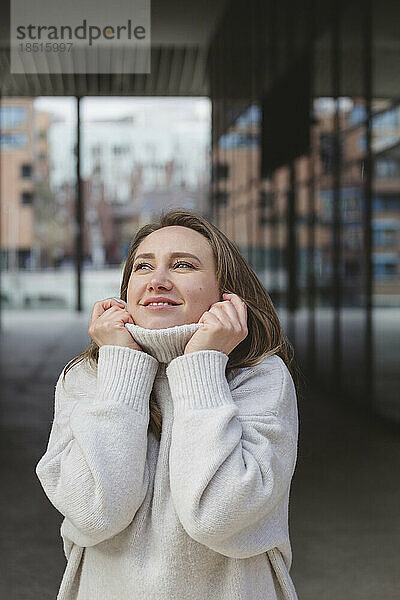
xmin=62 ymin=209 xmax=296 ymax=441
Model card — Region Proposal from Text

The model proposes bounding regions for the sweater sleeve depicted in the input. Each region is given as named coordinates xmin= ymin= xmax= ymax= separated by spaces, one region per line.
xmin=35 ymin=345 xmax=159 ymax=547
xmin=165 ymin=351 xmax=298 ymax=560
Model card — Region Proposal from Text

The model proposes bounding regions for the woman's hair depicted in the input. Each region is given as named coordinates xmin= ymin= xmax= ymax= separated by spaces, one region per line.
xmin=62 ymin=209 xmax=297 ymax=441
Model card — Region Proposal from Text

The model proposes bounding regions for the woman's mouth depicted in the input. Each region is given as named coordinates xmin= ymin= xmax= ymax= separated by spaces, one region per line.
xmin=144 ymin=303 xmax=180 ymax=310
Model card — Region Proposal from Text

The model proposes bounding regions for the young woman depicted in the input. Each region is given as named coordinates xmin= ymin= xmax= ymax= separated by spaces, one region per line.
xmin=36 ymin=209 xmax=300 ymax=600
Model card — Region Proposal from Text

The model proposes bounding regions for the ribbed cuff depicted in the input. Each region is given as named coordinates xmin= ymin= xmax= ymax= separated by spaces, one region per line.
xmin=97 ymin=345 xmax=159 ymax=415
xmin=165 ymin=350 xmax=234 ymax=414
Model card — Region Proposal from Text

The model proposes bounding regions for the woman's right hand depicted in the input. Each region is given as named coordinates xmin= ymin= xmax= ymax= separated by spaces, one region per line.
xmin=88 ymin=298 xmax=142 ymax=351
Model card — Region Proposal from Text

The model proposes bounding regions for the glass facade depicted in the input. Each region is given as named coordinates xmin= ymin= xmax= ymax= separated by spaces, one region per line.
xmin=0 ymin=97 xmax=210 ymax=313
xmin=209 ymin=0 xmax=400 ymax=424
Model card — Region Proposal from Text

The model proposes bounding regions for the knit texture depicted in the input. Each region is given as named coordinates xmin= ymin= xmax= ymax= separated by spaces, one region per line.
xmin=35 ymin=322 xmax=299 ymax=600
xmin=125 ymin=321 xmax=202 ymax=363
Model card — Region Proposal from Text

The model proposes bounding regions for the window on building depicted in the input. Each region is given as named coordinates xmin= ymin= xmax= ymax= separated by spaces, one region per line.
xmin=258 ymin=190 xmax=274 ymax=209
xmin=341 ymin=193 xmax=362 ymax=221
xmin=218 ymin=131 xmax=259 ymax=149
xmin=348 ymin=104 xmax=367 ymax=127
xmin=91 ymin=144 xmax=102 ymax=157
xmin=373 ymin=194 xmax=400 ymax=213
xmin=113 ymin=145 xmax=130 ymax=155
xmin=213 ymin=162 xmax=229 ymax=180
xmin=343 ymin=228 xmax=361 ymax=249
xmin=0 ymin=133 xmax=28 ymax=149
xmin=0 ymin=106 xmax=27 ymax=129
xmin=21 ymin=164 xmax=32 ymax=178
xmin=235 ymin=105 xmax=262 ymax=127
xmin=375 ymin=158 xmax=400 ymax=179
xmin=373 ymin=262 xmax=397 ymax=278
xmin=215 ymin=190 xmax=229 ymax=206
xmin=21 ymin=191 xmax=34 ymax=205
xmin=373 ymin=228 xmax=397 ymax=247
xmin=372 ymin=105 xmax=400 ymax=152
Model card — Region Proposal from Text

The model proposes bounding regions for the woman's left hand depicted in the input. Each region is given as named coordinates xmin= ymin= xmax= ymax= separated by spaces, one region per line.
xmin=184 ymin=293 xmax=248 ymax=356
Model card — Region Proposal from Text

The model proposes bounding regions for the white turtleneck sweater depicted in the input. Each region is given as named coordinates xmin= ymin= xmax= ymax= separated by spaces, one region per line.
xmin=35 ymin=322 xmax=299 ymax=600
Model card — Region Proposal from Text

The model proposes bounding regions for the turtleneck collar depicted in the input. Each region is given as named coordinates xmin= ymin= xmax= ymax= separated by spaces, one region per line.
xmin=125 ymin=321 xmax=202 ymax=364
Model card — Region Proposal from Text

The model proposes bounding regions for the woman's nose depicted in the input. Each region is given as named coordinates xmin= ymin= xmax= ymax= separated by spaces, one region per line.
xmin=147 ymin=281 xmax=171 ymax=291
xmin=146 ymin=271 xmax=172 ymax=291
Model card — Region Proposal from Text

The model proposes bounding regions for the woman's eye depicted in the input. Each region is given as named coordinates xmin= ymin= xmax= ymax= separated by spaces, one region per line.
xmin=134 ymin=261 xmax=193 ymax=271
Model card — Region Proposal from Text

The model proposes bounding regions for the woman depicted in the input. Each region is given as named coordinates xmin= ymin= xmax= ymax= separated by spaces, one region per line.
xmin=36 ymin=209 xmax=299 ymax=600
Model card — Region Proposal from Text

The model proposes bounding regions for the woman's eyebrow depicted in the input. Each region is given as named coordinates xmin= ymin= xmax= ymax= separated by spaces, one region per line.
xmin=134 ymin=252 xmax=202 ymax=263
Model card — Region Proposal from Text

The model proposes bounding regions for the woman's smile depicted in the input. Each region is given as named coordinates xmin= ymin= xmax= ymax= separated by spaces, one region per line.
xmin=143 ymin=303 xmax=181 ymax=310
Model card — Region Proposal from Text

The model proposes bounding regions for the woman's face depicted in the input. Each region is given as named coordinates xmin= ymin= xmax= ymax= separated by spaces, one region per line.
xmin=126 ymin=225 xmax=221 ymax=329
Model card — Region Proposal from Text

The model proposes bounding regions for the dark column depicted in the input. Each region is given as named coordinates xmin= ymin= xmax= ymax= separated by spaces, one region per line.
xmin=286 ymin=0 xmax=297 ymax=343
xmin=332 ymin=0 xmax=342 ymax=393
xmin=75 ymin=96 xmax=83 ymax=312
xmin=363 ymin=0 xmax=374 ymax=411
xmin=307 ymin=0 xmax=317 ymax=374
xmin=0 ymin=90 xmax=2 ymax=332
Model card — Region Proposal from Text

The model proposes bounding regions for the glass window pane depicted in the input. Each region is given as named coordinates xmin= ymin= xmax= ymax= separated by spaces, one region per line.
xmin=79 ymin=97 xmax=211 ymax=311
xmin=1 ymin=97 xmax=76 ymax=311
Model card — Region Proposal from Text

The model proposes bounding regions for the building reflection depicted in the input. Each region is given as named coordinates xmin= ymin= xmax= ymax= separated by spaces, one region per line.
xmin=208 ymin=0 xmax=400 ymax=424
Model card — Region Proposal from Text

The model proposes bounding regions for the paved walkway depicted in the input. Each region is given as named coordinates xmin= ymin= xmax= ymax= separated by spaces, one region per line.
xmin=0 ymin=310 xmax=399 ymax=599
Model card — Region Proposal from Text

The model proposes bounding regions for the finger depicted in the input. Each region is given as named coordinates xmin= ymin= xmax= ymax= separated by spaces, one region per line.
xmin=111 ymin=297 xmax=127 ymax=307
xmin=120 ymin=310 xmax=134 ymax=324
xmin=198 ymin=310 xmax=223 ymax=327
xmin=213 ymin=295 xmax=244 ymax=320
xmin=222 ymin=293 xmax=248 ymax=326
xmin=219 ymin=294 xmax=248 ymax=332
xmin=222 ymin=292 xmax=247 ymax=311
xmin=98 ymin=306 xmax=130 ymax=322
xmin=209 ymin=300 xmax=240 ymax=328
xmin=91 ymin=298 xmax=125 ymax=323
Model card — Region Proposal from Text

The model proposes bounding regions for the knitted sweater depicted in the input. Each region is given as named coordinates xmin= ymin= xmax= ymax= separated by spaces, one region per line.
xmin=35 ymin=322 xmax=299 ymax=600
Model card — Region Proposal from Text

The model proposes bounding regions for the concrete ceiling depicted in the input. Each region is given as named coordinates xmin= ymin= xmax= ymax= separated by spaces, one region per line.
xmin=0 ymin=0 xmax=399 ymax=98
xmin=0 ymin=0 xmax=230 ymax=96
